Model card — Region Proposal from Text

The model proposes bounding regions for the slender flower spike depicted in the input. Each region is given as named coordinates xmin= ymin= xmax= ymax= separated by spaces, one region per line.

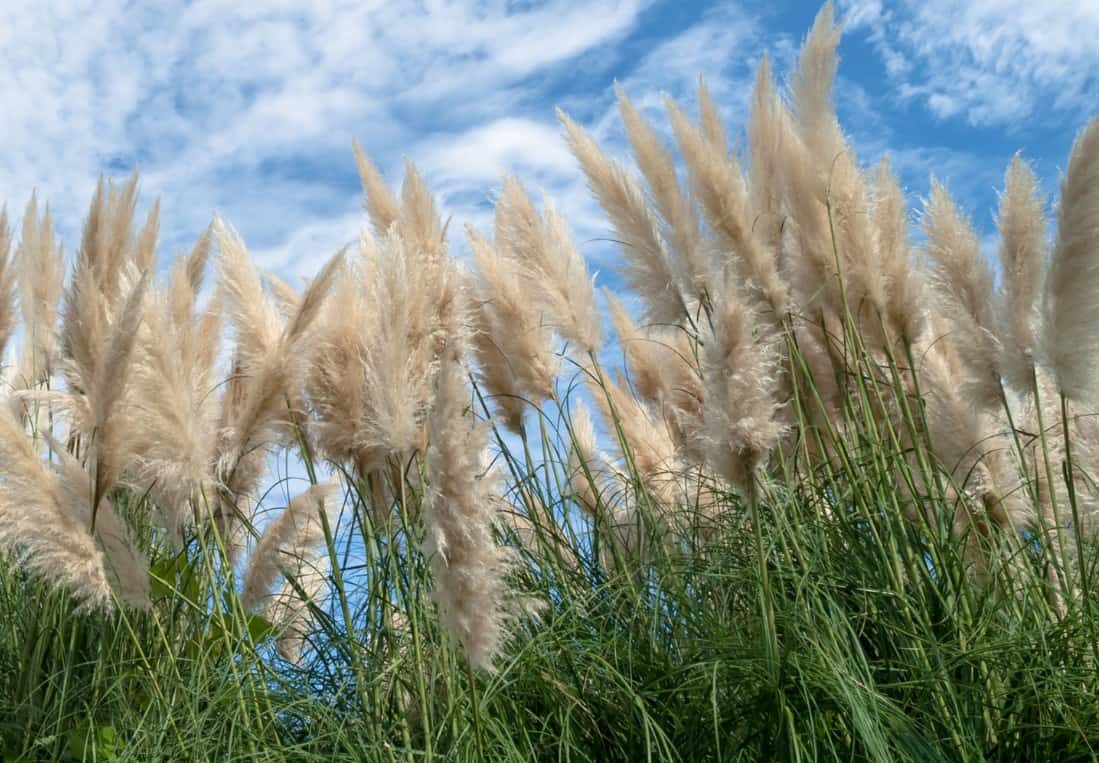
xmin=424 ymin=351 xmax=511 ymax=670
xmin=1043 ymin=118 xmax=1099 ymax=403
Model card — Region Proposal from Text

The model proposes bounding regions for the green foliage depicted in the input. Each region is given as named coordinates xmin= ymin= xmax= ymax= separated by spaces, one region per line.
xmin=3 ymin=331 xmax=1099 ymax=762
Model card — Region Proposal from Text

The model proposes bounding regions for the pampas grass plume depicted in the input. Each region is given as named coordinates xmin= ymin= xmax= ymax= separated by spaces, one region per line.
xmin=1043 ymin=117 xmax=1099 ymax=403
xmin=424 ymin=351 xmax=511 ymax=670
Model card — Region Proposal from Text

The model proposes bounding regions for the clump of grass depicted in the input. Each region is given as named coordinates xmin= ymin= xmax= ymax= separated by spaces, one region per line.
xmin=2 ymin=2 xmax=1099 ymax=760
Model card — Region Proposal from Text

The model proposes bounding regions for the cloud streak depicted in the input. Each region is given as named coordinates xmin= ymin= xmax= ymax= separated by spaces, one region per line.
xmin=840 ymin=0 xmax=1099 ymax=128
xmin=0 ymin=0 xmax=648 ymax=277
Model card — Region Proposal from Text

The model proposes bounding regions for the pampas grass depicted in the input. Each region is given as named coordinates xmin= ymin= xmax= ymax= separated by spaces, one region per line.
xmin=0 ymin=209 xmax=16 ymax=364
xmin=13 ymin=194 xmax=65 ymax=391
xmin=923 ymin=180 xmax=1001 ymax=407
xmin=424 ymin=347 xmax=511 ymax=671
xmin=241 ymin=480 xmax=339 ymax=613
xmin=1 ymin=3 xmax=1098 ymax=758
xmin=995 ymin=156 xmax=1048 ymax=393
xmin=1043 ymin=117 xmax=1099 ymax=403
xmin=0 ymin=407 xmax=115 ymax=610
xmin=559 ymin=109 xmax=688 ymax=323
xmin=493 ymin=177 xmax=602 ymax=354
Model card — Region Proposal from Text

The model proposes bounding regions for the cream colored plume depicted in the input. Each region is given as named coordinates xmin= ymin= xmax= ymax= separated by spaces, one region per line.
xmin=241 ymin=481 xmax=339 ymax=612
xmin=587 ymin=371 xmax=683 ymax=511
xmin=469 ymin=291 xmax=528 ymax=434
xmin=791 ymin=2 xmax=843 ymax=161
xmin=0 ymin=209 xmax=15 ymax=364
xmin=424 ymin=350 xmax=511 ymax=670
xmin=494 ymin=176 xmax=602 ymax=353
xmin=558 ymin=109 xmax=687 ymax=324
xmin=125 ymin=233 xmax=222 ymax=535
xmin=603 ymin=291 xmax=702 ymax=448
xmin=667 ymin=94 xmax=788 ymax=320
xmin=14 ymin=194 xmax=65 ymax=390
xmin=922 ymin=181 xmax=1001 ymax=408
xmin=996 ymin=155 xmax=1048 ymax=394
xmin=1042 ymin=117 xmax=1099 ymax=404
xmin=0 ymin=409 xmax=148 ymax=610
xmin=353 ymin=140 xmax=401 ymax=239
xmin=566 ymin=399 xmax=624 ymax=518
xmin=701 ymin=295 xmax=785 ymax=495
xmin=265 ymin=554 xmax=331 ymax=664
xmin=307 ymin=156 xmax=461 ymax=472
xmin=468 ymin=226 xmax=559 ymax=411
xmin=869 ymin=158 xmax=925 ymax=343
xmin=616 ymin=85 xmax=710 ymax=298
xmin=215 ymin=221 xmax=343 ymax=556
xmin=747 ymin=58 xmax=786 ymax=255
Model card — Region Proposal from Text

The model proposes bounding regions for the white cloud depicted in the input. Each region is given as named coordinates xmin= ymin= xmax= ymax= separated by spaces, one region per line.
xmin=418 ymin=118 xmax=578 ymax=188
xmin=840 ymin=0 xmax=1099 ymax=127
xmin=0 ymin=0 xmax=648 ymax=275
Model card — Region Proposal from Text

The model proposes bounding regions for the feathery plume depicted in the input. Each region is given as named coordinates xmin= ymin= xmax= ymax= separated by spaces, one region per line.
xmin=780 ymin=6 xmax=879 ymax=329
xmin=605 ymin=292 xmax=669 ymax=407
xmin=1042 ymin=117 xmax=1099 ymax=403
xmin=470 ymin=296 xmax=528 ymax=434
xmin=88 ymin=273 xmax=151 ymax=513
xmin=996 ymin=155 xmax=1048 ymax=393
xmin=617 ymin=85 xmax=710 ymax=296
xmin=125 ymin=243 xmax=222 ymax=534
xmin=604 ymin=292 xmax=698 ymax=412
xmin=424 ymin=350 xmax=511 ymax=670
xmin=0 ymin=409 xmax=147 ymax=610
xmin=265 ymin=554 xmax=331 ymax=664
xmin=399 ymin=160 xmax=445 ymax=262
xmin=566 ymin=400 xmax=622 ymax=518
xmin=605 ymin=290 xmax=704 ymax=455
xmin=56 ymin=205 xmax=153 ymax=515
xmin=264 ymin=273 xmax=301 ymax=318
xmin=353 ymin=141 xmax=401 ymax=240
xmin=701 ymin=295 xmax=785 ymax=494
xmin=366 ymin=229 xmax=457 ymax=451
xmin=494 ymin=177 xmax=602 ymax=353
xmin=307 ymin=184 xmax=460 ymax=471
xmin=0 ymin=209 xmax=14 ymax=364
xmin=667 ymin=98 xmax=788 ymax=318
xmin=15 ymin=195 xmax=65 ymax=389
xmin=588 ymin=371 xmax=682 ymax=509
xmin=282 ymin=249 xmax=347 ymax=343
xmin=922 ymin=181 xmax=1000 ymax=407
xmin=870 ymin=158 xmax=925 ymax=343
xmin=102 ymin=174 xmax=140 ymax=303
xmin=697 ymin=79 xmax=729 ymax=154
xmin=241 ymin=481 xmax=338 ymax=612
xmin=558 ymin=109 xmax=687 ymax=323
xmin=917 ymin=345 xmax=1031 ymax=537
xmin=0 ymin=440 xmax=109 ymax=609
xmin=747 ymin=57 xmax=786 ymax=254
xmin=216 ymin=218 xmax=282 ymax=367
xmin=767 ymin=101 xmax=838 ymax=317
xmin=791 ymin=2 xmax=842 ymax=161
xmin=216 ymin=223 xmax=342 ymax=555
xmin=51 ymin=440 xmax=150 ymax=608
xmin=134 ymin=197 xmax=160 ymax=276
xmin=468 ymin=226 xmax=559 ymax=405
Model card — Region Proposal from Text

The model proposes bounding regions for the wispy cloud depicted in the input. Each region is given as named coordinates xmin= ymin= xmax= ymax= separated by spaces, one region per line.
xmin=2 ymin=0 xmax=1087 ymax=293
xmin=839 ymin=0 xmax=1099 ymax=128
xmin=0 ymin=0 xmax=648 ymax=278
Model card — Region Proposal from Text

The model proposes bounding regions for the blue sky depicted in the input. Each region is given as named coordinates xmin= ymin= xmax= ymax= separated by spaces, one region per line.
xmin=2 ymin=0 xmax=1096 ymax=295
